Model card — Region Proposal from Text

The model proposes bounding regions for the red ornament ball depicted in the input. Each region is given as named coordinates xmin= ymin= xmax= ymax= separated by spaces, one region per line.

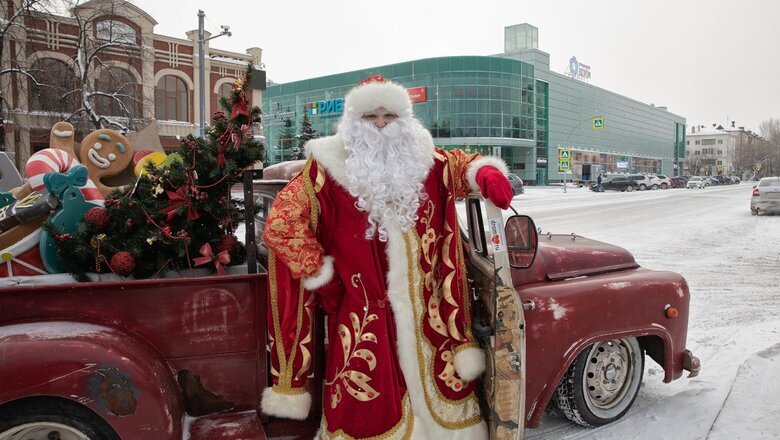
xmin=217 ymin=235 xmax=239 ymax=253
xmin=85 ymin=206 xmax=110 ymax=229
xmin=110 ymin=251 xmax=136 ymax=276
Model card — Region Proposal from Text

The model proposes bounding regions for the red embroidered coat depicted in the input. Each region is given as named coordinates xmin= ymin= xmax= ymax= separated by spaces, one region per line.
xmin=262 ymin=131 xmax=506 ymax=439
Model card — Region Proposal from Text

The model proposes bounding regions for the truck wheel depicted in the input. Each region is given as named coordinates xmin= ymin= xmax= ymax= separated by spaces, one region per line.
xmin=0 ymin=398 xmax=119 ymax=440
xmin=553 ymin=337 xmax=644 ymax=427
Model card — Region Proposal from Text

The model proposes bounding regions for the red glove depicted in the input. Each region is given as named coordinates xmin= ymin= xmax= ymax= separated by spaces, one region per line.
xmin=475 ymin=166 xmax=513 ymax=209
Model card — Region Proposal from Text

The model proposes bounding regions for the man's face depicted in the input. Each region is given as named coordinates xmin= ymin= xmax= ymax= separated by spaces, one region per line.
xmin=361 ymin=106 xmax=398 ymax=130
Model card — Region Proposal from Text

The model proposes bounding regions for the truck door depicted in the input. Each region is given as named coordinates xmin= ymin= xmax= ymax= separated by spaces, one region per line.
xmin=464 ymin=195 xmax=527 ymax=440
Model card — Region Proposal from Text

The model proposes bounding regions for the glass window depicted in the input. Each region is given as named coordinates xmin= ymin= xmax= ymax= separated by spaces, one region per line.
xmin=28 ymin=58 xmax=79 ymax=113
xmin=155 ymin=75 xmax=189 ymax=121
xmin=96 ymin=20 xmax=137 ymax=44
xmin=220 ymin=82 xmax=233 ymax=99
xmin=95 ymin=67 xmax=138 ymax=116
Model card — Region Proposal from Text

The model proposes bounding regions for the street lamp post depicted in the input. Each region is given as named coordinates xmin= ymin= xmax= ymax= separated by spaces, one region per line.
xmin=197 ymin=10 xmax=231 ymax=138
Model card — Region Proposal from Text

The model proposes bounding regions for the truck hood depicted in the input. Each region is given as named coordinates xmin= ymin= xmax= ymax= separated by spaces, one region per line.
xmin=538 ymin=234 xmax=639 ymax=280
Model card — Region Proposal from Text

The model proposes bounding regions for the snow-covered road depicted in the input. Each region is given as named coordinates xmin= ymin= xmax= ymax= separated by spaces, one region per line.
xmin=515 ymin=183 xmax=780 ymax=440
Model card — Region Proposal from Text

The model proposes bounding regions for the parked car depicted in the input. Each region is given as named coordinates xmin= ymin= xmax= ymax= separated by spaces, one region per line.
xmin=626 ymin=174 xmax=657 ymax=191
xmin=654 ymin=174 xmax=672 ymax=189
xmin=507 ymin=173 xmax=525 ymax=195
xmin=714 ymin=175 xmax=731 ymax=185
xmin=708 ymin=176 xmax=720 ymax=186
xmin=750 ymin=176 xmax=780 ymax=215
xmin=590 ymin=175 xmax=636 ymax=192
xmin=670 ymin=176 xmax=688 ymax=188
xmin=686 ymin=176 xmax=709 ymax=189
xmin=730 ymin=176 xmax=741 ymax=184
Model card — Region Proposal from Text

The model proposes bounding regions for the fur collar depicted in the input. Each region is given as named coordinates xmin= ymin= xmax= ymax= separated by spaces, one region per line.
xmin=304 ymin=130 xmax=437 ymax=188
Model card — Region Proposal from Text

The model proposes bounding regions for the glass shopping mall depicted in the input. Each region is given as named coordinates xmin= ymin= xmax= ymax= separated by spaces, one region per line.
xmin=261 ymin=24 xmax=686 ymax=184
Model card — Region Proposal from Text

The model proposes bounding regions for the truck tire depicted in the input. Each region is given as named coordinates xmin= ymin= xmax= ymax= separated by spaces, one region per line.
xmin=0 ymin=398 xmax=119 ymax=440
xmin=553 ymin=337 xmax=644 ymax=427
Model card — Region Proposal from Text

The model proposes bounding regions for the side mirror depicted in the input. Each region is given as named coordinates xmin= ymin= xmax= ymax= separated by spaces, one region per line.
xmin=505 ymin=215 xmax=538 ymax=269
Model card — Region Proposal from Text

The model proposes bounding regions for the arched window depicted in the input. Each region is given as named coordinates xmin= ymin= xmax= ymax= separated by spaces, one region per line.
xmin=96 ymin=20 xmax=137 ymax=45
xmin=95 ymin=67 xmax=138 ymax=116
xmin=28 ymin=58 xmax=79 ymax=113
xmin=219 ymin=82 xmax=233 ymax=99
xmin=155 ymin=75 xmax=189 ymax=122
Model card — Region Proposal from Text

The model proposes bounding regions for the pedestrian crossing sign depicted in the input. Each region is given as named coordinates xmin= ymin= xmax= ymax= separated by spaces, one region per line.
xmin=559 ymin=159 xmax=570 ymax=172
xmin=558 ymin=149 xmax=570 ymax=159
xmin=593 ymin=117 xmax=605 ymax=130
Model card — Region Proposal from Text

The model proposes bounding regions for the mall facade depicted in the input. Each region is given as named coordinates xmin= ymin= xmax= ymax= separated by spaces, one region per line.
xmin=262 ymin=24 xmax=686 ymax=184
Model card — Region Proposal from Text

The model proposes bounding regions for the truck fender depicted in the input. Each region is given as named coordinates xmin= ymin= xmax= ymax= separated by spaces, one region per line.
xmin=0 ymin=320 xmax=184 ymax=440
xmin=528 ymin=328 xmax=673 ymax=427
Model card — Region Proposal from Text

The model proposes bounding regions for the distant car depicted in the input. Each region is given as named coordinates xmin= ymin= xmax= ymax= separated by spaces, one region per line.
xmin=627 ymin=174 xmax=656 ymax=191
xmin=670 ymin=176 xmax=688 ymax=188
xmin=686 ymin=176 xmax=709 ymax=189
xmin=705 ymin=176 xmax=718 ymax=186
xmin=730 ymin=176 xmax=741 ymax=184
xmin=750 ymin=177 xmax=780 ymax=215
xmin=654 ymin=174 xmax=671 ymax=189
xmin=590 ymin=175 xmax=635 ymax=192
xmin=507 ymin=173 xmax=524 ymax=195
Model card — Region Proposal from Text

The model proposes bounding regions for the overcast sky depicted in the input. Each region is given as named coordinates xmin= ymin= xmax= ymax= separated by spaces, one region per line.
xmin=130 ymin=0 xmax=780 ymax=134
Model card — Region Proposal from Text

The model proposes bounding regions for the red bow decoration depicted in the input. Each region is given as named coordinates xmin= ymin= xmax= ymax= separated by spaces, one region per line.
xmin=230 ymin=90 xmax=250 ymax=120
xmin=231 ymin=124 xmax=250 ymax=149
xmin=159 ymin=187 xmax=200 ymax=221
xmin=216 ymin=143 xmax=227 ymax=168
xmin=193 ymin=243 xmax=230 ymax=275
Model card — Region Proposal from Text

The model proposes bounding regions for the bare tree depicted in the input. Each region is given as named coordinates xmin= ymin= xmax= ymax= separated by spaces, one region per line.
xmin=60 ymin=0 xmax=151 ymax=133
xmin=0 ymin=0 xmax=55 ymax=150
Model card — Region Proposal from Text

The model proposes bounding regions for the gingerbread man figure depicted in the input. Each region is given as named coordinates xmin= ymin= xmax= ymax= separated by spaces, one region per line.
xmin=78 ymin=129 xmax=135 ymax=197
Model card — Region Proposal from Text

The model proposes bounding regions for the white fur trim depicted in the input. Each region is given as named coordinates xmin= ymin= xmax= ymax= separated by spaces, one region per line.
xmin=465 ymin=156 xmax=510 ymax=193
xmin=385 ymin=220 xmax=488 ymax=440
xmin=302 ymin=255 xmax=335 ymax=291
xmin=261 ymin=386 xmax=312 ymax=420
xmin=344 ymin=81 xmax=412 ymax=116
xmin=454 ymin=347 xmax=486 ymax=382
xmin=306 ymin=132 xmax=435 ymax=189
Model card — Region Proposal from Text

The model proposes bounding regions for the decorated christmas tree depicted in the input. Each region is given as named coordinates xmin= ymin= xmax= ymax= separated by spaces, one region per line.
xmin=46 ymin=65 xmax=264 ymax=281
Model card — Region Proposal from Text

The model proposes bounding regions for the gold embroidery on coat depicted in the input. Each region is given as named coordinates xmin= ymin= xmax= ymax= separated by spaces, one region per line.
xmin=404 ymin=233 xmax=482 ymax=428
xmin=438 ymin=350 xmax=465 ymax=392
xmin=319 ymin=393 xmax=414 ymax=440
xmin=326 ymin=273 xmax=380 ymax=408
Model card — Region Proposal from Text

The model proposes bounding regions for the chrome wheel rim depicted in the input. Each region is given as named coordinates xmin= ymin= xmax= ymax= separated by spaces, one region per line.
xmin=0 ymin=422 xmax=90 ymax=440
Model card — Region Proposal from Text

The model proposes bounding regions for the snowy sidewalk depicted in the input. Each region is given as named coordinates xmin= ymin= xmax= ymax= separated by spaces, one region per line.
xmin=707 ymin=342 xmax=780 ymax=439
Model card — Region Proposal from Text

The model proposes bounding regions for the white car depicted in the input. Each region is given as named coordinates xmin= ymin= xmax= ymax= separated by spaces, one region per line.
xmin=686 ymin=176 xmax=709 ymax=189
xmin=653 ymin=174 xmax=672 ymax=189
xmin=750 ymin=177 xmax=780 ymax=215
xmin=627 ymin=174 xmax=657 ymax=190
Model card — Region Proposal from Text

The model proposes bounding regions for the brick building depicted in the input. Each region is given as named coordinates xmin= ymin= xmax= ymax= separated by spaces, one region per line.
xmin=1 ymin=0 xmax=265 ymax=171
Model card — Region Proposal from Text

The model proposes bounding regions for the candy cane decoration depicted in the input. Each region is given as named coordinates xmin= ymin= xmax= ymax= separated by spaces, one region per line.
xmin=25 ymin=148 xmax=104 ymax=205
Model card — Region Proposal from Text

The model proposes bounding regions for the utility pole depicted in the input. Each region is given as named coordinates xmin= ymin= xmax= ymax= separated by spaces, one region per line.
xmin=197 ymin=10 xmax=231 ymax=138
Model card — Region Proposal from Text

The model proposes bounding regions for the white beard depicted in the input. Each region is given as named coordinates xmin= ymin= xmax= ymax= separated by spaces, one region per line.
xmin=339 ymin=114 xmax=433 ymax=242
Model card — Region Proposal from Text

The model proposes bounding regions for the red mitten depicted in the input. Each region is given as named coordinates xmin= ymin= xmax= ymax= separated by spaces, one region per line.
xmin=475 ymin=166 xmax=513 ymax=209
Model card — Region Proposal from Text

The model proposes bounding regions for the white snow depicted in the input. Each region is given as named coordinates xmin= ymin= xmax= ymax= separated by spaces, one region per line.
xmin=511 ymin=183 xmax=780 ymax=440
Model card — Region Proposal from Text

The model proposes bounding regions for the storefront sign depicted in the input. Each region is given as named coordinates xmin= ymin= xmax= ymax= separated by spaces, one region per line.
xmin=617 ymin=161 xmax=628 ymax=169
xmin=407 ymin=86 xmax=427 ymax=103
xmin=536 ymin=157 xmax=548 ymax=165
xmin=307 ymin=98 xmax=344 ymax=116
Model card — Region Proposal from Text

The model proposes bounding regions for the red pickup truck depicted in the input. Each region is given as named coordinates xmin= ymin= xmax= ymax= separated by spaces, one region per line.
xmin=0 ymin=165 xmax=700 ymax=439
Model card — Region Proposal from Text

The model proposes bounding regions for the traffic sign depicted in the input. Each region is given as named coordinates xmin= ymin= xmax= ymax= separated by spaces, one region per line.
xmin=559 ymin=159 xmax=570 ymax=172
xmin=593 ymin=117 xmax=604 ymax=130
xmin=558 ymin=149 xmax=570 ymax=159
